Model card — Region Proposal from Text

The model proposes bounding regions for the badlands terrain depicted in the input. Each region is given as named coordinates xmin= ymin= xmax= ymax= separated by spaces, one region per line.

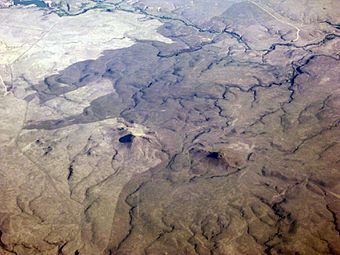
xmin=0 ymin=0 xmax=339 ymax=254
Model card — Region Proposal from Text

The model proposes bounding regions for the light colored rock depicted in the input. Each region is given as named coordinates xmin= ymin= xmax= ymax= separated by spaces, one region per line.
xmin=0 ymin=7 xmax=172 ymax=85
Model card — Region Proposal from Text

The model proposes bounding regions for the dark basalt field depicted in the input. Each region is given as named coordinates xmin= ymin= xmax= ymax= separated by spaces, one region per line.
xmin=0 ymin=0 xmax=339 ymax=255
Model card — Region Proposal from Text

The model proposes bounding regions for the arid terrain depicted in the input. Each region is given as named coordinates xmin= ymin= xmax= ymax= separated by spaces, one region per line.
xmin=0 ymin=0 xmax=339 ymax=254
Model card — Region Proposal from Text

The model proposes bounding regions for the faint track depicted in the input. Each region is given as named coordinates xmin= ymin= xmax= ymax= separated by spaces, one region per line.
xmin=248 ymin=0 xmax=301 ymax=42
xmin=10 ymin=21 xmax=59 ymax=65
